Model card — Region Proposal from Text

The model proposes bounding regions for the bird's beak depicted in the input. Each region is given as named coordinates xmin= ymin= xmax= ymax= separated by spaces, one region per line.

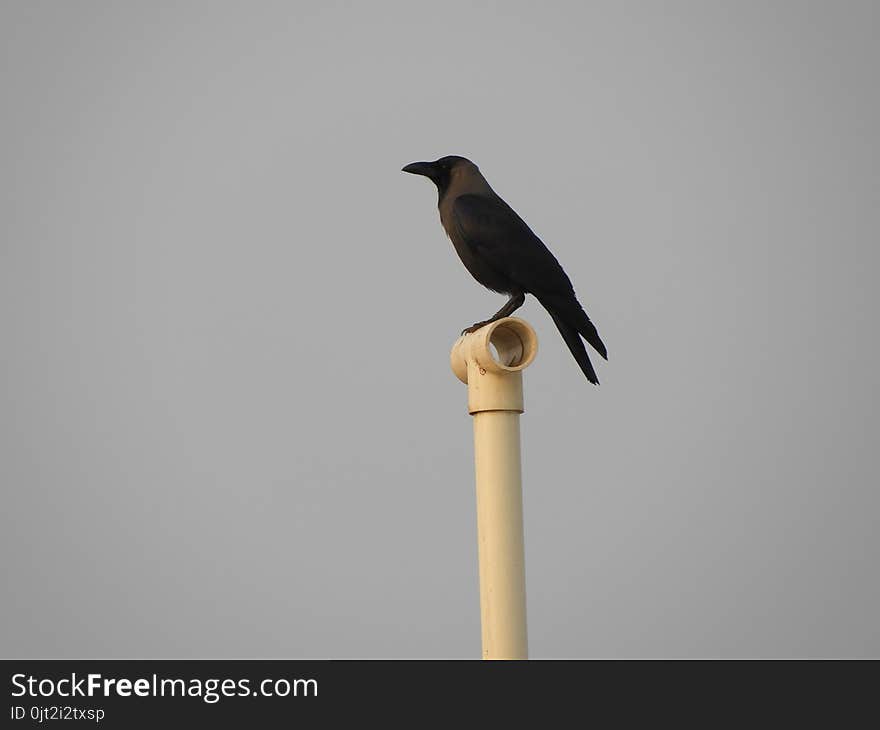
xmin=401 ymin=161 xmax=435 ymax=178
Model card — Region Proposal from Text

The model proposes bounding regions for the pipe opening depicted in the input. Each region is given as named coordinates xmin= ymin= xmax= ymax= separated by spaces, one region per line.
xmin=487 ymin=320 xmax=537 ymax=370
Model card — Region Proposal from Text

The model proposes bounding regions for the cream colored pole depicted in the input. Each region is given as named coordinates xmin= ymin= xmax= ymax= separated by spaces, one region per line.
xmin=450 ymin=317 xmax=538 ymax=660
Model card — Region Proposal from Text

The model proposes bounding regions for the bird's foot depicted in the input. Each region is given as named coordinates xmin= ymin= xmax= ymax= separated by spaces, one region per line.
xmin=460 ymin=320 xmax=492 ymax=336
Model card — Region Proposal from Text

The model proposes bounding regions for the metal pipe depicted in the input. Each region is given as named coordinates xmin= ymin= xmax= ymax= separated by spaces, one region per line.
xmin=450 ymin=317 xmax=538 ymax=659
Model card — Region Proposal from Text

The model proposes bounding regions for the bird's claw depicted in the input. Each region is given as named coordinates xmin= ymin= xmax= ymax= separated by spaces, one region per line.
xmin=460 ymin=321 xmax=489 ymax=336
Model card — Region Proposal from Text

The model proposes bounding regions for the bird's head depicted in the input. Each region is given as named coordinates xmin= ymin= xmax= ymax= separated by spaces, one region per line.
xmin=401 ymin=155 xmax=476 ymax=194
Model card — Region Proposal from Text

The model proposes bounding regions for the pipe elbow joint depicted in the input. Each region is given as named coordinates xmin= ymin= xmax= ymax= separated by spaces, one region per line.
xmin=450 ymin=317 xmax=539 ymax=414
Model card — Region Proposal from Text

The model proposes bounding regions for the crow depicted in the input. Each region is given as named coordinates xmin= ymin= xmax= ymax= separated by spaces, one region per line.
xmin=402 ymin=155 xmax=607 ymax=384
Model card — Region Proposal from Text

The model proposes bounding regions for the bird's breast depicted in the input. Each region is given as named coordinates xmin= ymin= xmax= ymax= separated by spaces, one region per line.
xmin=438 ymin=196 xmax=513 ymax=294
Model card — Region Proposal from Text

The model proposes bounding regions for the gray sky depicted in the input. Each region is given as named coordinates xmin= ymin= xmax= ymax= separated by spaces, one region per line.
xmin=2 ymin=1 xmax=878 ymax=658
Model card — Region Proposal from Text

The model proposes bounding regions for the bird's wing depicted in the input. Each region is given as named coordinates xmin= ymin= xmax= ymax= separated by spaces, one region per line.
xmin=451 ymin=194 xmax=574 ymax=296
xmin=453 ymin=194 xmax=607 ymax=362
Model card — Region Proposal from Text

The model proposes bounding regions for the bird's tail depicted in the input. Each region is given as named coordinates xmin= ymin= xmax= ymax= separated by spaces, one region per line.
xmin=539 ymin=294 xmax=607 ymax=385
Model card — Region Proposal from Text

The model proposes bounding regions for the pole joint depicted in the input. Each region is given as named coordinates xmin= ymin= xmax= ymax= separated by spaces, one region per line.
xmin=450 ymin=317 xmax=539 ymax=415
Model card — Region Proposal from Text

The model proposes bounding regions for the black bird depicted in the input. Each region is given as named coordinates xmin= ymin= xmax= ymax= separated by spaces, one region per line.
xmin=402 ymin=155 xmax=607 ymax=384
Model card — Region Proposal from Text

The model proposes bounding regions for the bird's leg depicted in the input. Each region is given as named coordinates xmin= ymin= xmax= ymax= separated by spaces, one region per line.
xmin=461 ymin=292 xmax=525 ymax=335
